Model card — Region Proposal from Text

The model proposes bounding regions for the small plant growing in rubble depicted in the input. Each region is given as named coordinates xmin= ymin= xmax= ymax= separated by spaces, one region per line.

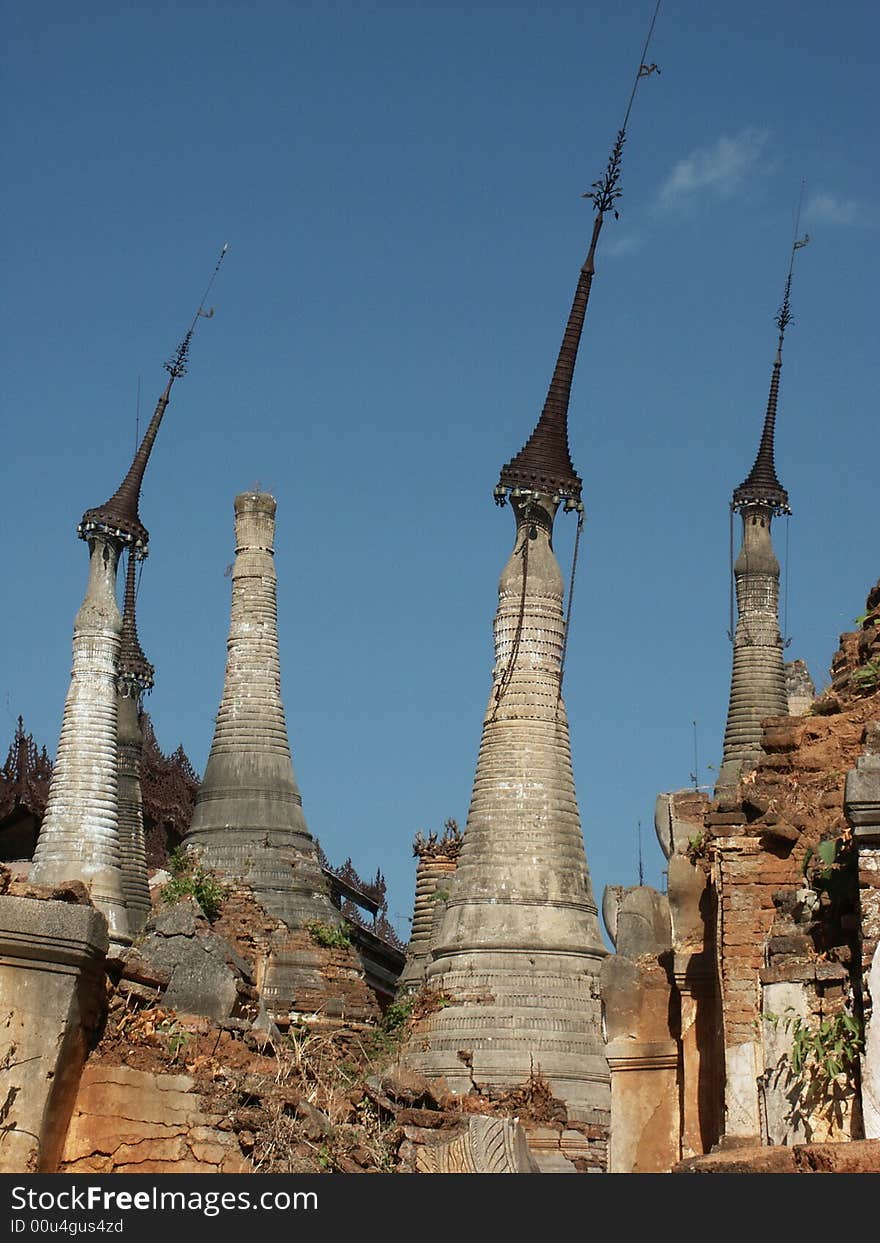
xmin=306 ymin=920 xmax=351 ymax=949
xmin=787 ymin=1010 xmax=863 ymax=1083
xmin=161 ymin=848 xmax=226 ymax=920
xmin=802 ymin=836 xmax=856 ymax=920
xmin=764 ymin=1006 xmax=864 ymax=1140
xmin=685 ymin=830 xmax=708 ymax=863
xmin=382 ymin=998 xmax=414 ymax=1033
xmin=851 ymin=659 xmax=880 ymax=691
xmin=766 ymin=1007 xmax=863 ymax=1093
xmin=158 ymin=1017 xmax=191 ymax=1062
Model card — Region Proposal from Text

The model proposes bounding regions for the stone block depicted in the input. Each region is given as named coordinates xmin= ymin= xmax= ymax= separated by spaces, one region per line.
xmin=414 ymin=1115 xmax=538 ymax=1173
xmin=61 ymin=1063 xmax=251 ymax=1174
xmin=605 ymin=1039 xmax=679 ymax=1172
xmin=0 ymin=895 xmax=108 ymax=1172
xmin=863 ymin=944 xmax=880 ymax=1138
xmin=654 ymin=790 xmax=710 ymax=860
xmin=667 ymin=855 xmax=710 ymax=948
xmin=137 ymin=903 xmax=252 ymax=1022
xmin=615 ymin=887 xmax=671 ymax=960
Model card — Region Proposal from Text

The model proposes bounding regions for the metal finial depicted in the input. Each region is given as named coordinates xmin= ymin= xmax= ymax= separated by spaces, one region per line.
xmin=732 ymin=194 xmax=809 ymax=515
xmin=582 ymin=0 xmax=662 ymax=221
xmin=165 ymin=243 xmax=228 ymax=379
xmin=79 ymin=243 xmax=229 ymax=549
xmin=775 ymin=188 xmax=809 ymax=341
xmin=496 ymin=4 xmax=661 ymax=506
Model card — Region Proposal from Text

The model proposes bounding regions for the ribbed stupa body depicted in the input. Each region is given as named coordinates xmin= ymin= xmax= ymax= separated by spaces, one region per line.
xmin=397 ymin=831 xmax=461 ymax=996
xmin=184 ymin=493 xmax=334 ymax=927
xmin=30 ymin=535 xmax=130 ymax=944
xmin=116 ymin=690 xmax=152 ymax=931
xmin=115 ymin=551 xmax=154 ymax=933
xmin=406 ymin=497 xmax=608 ymax=1122
xmin=716 ymin=504 xmax=788 ymax=790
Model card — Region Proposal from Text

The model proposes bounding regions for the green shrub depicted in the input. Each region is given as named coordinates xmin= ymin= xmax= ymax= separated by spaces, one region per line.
xmin=306 ymin=919 xmax=351 ymax=949
xmin=382 ymin=998 xmax=413 ymax=1032
xmin=852 ymin=659 xmax=880 ymax=691
xmin=685 ymin=831 xmax=708 ymax=863
xmin=161 ymin=848 xmax=226 ymax=920
xmin=767 ymin=1008 xmax=864 ymax=1089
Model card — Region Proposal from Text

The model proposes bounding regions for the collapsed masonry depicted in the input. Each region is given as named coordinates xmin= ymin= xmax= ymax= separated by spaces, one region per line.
xmin=600 ymin=585 xmax=880 ymax=1172
xmin=597 ymin=233 xmax=880 ymax=1172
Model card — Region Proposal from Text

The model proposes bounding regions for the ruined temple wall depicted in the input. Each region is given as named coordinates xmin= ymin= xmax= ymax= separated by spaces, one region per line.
xmin=61 ymin=1064 xmax=249 ymax=1174
xmin=711 ymin=827 xmax=797 ymax=1140
xmin=708 ymin=666 xmax=877 ymax=1144
xmin=0 ymin=894 xmax=108 ymax=1173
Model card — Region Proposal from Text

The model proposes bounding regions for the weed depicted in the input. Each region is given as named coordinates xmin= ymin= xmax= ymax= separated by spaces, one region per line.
xmin=305 ymin=920 xmax=351 ymax=949
xmin=158 ymin=1018 xmax=191 ymax=1062
xmin=161 ymin=848 xmax=226 ymax=920
xmin=764 ymin=1006 xmax=864 ymax=1137
xmin=802 ymin=835 xmax=856 ymax=918
xmin=685 ymin=831 xmax=708 ymax=863
xmin=852 ymin=659 xmax=880 ymax=692
xmin=382 ymin=998 xmax=414 ymax=1032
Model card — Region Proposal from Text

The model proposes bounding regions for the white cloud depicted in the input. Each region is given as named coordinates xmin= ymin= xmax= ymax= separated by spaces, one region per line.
xmin=658 ymin=127 xmax=770 ymax=209
xmin=805 ymin=191 xmax=873 ymax=227
xmin=603 ymin=232 xmax=641 ymax=258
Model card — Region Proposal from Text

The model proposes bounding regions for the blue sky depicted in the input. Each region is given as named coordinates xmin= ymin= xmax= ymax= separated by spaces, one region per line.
xmin=1 ymin=1 xmax=876 ymax=941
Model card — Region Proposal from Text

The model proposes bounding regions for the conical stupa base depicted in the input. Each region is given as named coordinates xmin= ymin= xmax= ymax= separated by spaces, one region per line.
xmin=184 ymin=492 xmax=376 ymax=1020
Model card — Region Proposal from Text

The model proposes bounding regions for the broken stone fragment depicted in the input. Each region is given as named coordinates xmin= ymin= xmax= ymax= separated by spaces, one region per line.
xmin=614 ymin=887 xmax=672 ymax=961
xmin=150 ymin=896 xmax=205 ymax=938
xmin=295 ymin=1099 xmax=331 ymax=1140
xmin=759 ymin=821 xmax=800 ymax=845
xmin=135 ymin=897 xmax=256 ymax=1021
xmin=413 ymin=1115 xmax=538 ymax=1173
xmin=119 ymin=947 xmax=172 ymax=990
xmin=667 ymin=855 xmax=708 ymax=947
xmin=380 ymin=1065 xmax=433 ymax=1105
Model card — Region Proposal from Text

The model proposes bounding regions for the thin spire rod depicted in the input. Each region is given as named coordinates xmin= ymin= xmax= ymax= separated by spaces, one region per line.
xmin=165 ymin=241 xmax=229 ymax=380
xmin=621 ymin=0 xmax=663 ymax=133
xmin=776 ymin=181 xmax=808 ymax=344
xmin=584 ymin=0 xmax=662 ymax=221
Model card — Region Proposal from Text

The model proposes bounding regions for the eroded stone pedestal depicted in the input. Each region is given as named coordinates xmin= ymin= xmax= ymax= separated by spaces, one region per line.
xmin=0 ymin=895 xmax=107 ymax=1172
xmin=601 ymin=886 xmax=679 ymax=1172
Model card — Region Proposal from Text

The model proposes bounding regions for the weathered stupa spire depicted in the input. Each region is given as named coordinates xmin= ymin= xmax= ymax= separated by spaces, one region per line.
xmin=406 ymin=11 xmax=661 ymax=1158
xmin=183 ymin=493 xmax=337 ymax=925
xmin=717 ymin=226 xmax=809 ymax=790
xmin=115 ymin=551 xmax=154 ymax=932
xmin=183 ymin=493 xmax=381 ymax=1019
xmin=31 ymin=248 xmax=225 ymax=942
xmin=79 ymin=244 xmax=228 ymax=553
xmin=495 ymin=147 xmax=618 ymax=506
xmin=29 ymin=531 xmax=129 ymax=941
